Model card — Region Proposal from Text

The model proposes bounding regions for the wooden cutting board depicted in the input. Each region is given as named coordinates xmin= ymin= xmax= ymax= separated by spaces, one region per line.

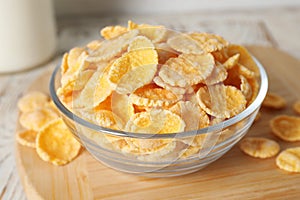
xmin=15 ymin=46 xmax=300 ymax=200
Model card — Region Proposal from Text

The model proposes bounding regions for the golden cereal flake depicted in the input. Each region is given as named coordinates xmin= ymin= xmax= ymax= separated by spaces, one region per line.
xmin=293 ymin=101 xmax=300 ymax=115
xmin=155 ymin=43 xmax=179 ymax=64
xmin=36 ymin=118 xmax=81 ymax=166
xmin=128 ymin=20 xmax=167 ymax=43
xmin=203 ymin=63 xmax=228 ymax=85
xmin=196 ymin=84 xmax=246 ymax=118
xmin=115 ymin=64 xmax=157 ymax=94
xmin=153 ymin=76 xmax=187 ymax=95
xmin=167 ymin=33 xmax=204 ymax=54
xmin=129 ymin=84 xmax=181 ymax=107
xmin=159 ymin=53 xmax=215 ymax=87
xmin=61 ymin=53 xmax=69 ymax=74
xmin=100 ymin=25 xmax=128 ymax=40
xmin=16 ymin=130 xmax=38 ymax=148
xmin=86 ymin=39 xmax=103 ymax=51
xmin=262 ymin=92 xmax=287 ymax=109
xmin=270 ymin=115 xmax=300 ymax=142
xmin=223 ymin=53 xmax=240 ymax=70
xmin=66 ymin=47 xmax=88 ymax=74
xmin=125 ymin=109 xmax=185 ymax=134
xmin=18 ymin=91 xmax=49 ymax=113
xmin=189 ymin=32 xmax=229 ymax=53
xmin=128 ymin=35 xmax=155 ymax=52
xmin=276 ymin=147 xmax=300 ymax=173
xmin=227 ymin=44 xmax=259 ymax=76
xmin=87 ymin=29 xmax=139 ymax=62
xmin=240 ymin=75 xmax=252 ymax=102
xmin=239 ymin=137 xmax=280 ymax=158
xmin=111 ymin=91 xmax=135 ymax=125
xmin=19 ymin=108 xmax=59 ymax=131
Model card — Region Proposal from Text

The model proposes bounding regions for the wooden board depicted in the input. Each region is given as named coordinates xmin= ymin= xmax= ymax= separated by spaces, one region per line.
xmin=15 ymin=46 xmax=300 ymax=200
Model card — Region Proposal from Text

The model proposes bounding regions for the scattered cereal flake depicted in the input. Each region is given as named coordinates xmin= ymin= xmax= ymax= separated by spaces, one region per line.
xmin=223 ymin=53 xmax=240 ymax=70
xmin=18 ymin=91 xmax=49 ymax=113
xmin=167 ymin=33 xmax=204 ymax=54
xmin=239 ymin=137 xmax=280 ymax=158
xmin=36 ymin=118 xmax=81 ymax=166
xmin=196 ymin=84 xmax=246 ymax=118
xmin=169 ymin=101 xmax=209 ymax=131
xmin=100 ymin=25 xmax=128 ymax=40
xmin=189 ymin=32 xmax=229 ymax=53
xmin=86 ymin=39 xmax=103 ymax=51
xmin=227 ymin=44 xmax=259 ymax=76
xmin=203 ymin=63 xmax=228 ymax=85
xmin=262 ymin=92 xmax=287 ymax=109
xmin=128 ymin=20 xmax=167 ymax=43
xmin=276 ymin=147 xmax=300 ymax=173
xmin=19 ymin=108 xmax=58 ymax=131
xmin=129 ymin=84 xmax=181 ymax=107
xmin=111 ymin=91 xmax=135 ymax=124
xmin=116 ymin=64 xmax=157 ymax=94
xmin=16 ymin=130 xmax=38 ymax=148
xmin=125 ymin=109 xmax=185 ymax=134
xmin=270 ymin=115 xmax=300 ymax=142
xmin=153 ymin=76 xmax=187 ymax=95
xmin=159 ymin=53 xmax=215 ymax=87
xmin=293 ymin=101 xmax=300 ymax=115
xmin=87 ymin=29 xmax=139 ymax=62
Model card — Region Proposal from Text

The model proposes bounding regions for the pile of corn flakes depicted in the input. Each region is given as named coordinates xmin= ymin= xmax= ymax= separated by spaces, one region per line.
xmin=57 ymin=21 xmax=261 ymax=161
xmin=17 ymin=91 xmax=81 ymax=166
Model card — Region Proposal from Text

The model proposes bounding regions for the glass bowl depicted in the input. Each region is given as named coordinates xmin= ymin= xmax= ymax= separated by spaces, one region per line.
xmin=49 ymin=57 xmax=268 ymax=177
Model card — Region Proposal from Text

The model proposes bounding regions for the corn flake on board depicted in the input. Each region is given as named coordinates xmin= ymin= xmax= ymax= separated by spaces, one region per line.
xmin=16 ymin=46 xmax=300 ymax=200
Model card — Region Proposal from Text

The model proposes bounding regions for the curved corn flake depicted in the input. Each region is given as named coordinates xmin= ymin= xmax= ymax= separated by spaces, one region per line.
xmin=159 ymin=53 xmax=215 ymax=87
xmin=227 ymin=44 xmax=259 ymax=76
xmin=237 ymin=64 xmax=255 ymax=79
xmin=116 ymin=64 xmax=157 ymax=94
xmin=87 ymin=29 xmax=139 ymax=62
xmin=36 ymin=118 xmax=81 ymax=166
xmin=61 ymin=53 xmax=69 ymax=74
xmin=196 ymin=84 xmax=246 ymax=118
xmin=129 ymin=84 xmax=181 ymax=107
xmin=155 ymin=43 xmax=179 ymax=64
xmin=125 ymin=109 xmax=185 ymax=134
xmin=153 ymin=76 xmax=187 ymax=95
xmin=167 ymin=33 xmax=203 ymax=54
xmin=128 ymin=20 xmax=167 ymax=43
xmin=276 ymin=147 xmax=300 ymax=173
xmin=18 ymin=91 xmax=49 ymax=113
xmin=19 ymin=108 xmax=58 ymax=131
xmin=86 ymin=39 xmax=103 ymax=51
xmin=270 ymin=115 xmax=300 ymax=142
xmin=240 ymin=75 xmax=252 ymax=101
xmin=111 ymin=91 xmax=134 ymax=125
xmin=239 ymin=137 xmax=280 ymax=158
xmin=262 ymin=92 xmax=287 ymax=109
xmin=169 ymin=101 xmax=209 ymax=131
xmin=203 ymin=63 xmax=228 ymax=85
xmin=100 ymin=25 xmax=128 ymax=40
xmin=93 ymin=70 xmax=115 ymax=107
xmin=189 ymin=32 xmax=229 ymax=53
xmin=293 ymin=100 xmax=300 ymax=115
xmin=67 ymin=47 xmax=87 ymax=74
xmin=223 ymin=53 xmax=240 ymax=70
xmin=16 ymin=130 xmax=38 ymax=148
xmin=128 ymin=35 xmax=155 ymax=51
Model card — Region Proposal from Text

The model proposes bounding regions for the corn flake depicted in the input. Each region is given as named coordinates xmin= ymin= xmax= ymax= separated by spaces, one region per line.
xmin=167 ymin=34 xmax=204 ymax=54
xmin=16 ymin=130 xmax=38 ymax=148
xmin=239 ymin=137 xmax=280 ymax=158
xmin=36 ymin=118 xmax=81 ymax=166
xmin=276 ymin=147 xmax=300 ymax=173
xmin=196 ymin=84 xmax=246 ymax=118
xmin=223 ymin=53 xmax=240 ymax=70
xmin=18 ymin=91 xmax=49 ymax=113
xmin=262 ymin=92 xmax=287 ymax=109
xmin=19 ymin=108 xmax=58 ymax=131
xmin=100 ymin=25 xmax=128 ymax=40
xmin=270 ymin=115 xmax=300 ymax=142
xmin=293 ymin=101 xmax=300 ymax=115
xmin=203 ymin=63 xmax=228 ymax=85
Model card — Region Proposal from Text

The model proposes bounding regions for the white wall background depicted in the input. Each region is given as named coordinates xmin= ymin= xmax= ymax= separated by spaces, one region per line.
xmin=53 ymin=0 xmax=300 ymax=16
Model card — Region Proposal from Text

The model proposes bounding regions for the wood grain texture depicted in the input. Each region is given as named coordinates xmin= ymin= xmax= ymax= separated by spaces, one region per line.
xmin=15 ymin=46 xmax=300 ymax=200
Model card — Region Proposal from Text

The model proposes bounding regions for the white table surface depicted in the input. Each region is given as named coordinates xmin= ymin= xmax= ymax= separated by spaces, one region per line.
xmin=0 ymin=7 xmax=299 ymax=199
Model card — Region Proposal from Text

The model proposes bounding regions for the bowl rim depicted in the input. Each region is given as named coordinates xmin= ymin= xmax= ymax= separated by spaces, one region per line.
xmin=49 ymin=56 xmax=268 ymax=139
